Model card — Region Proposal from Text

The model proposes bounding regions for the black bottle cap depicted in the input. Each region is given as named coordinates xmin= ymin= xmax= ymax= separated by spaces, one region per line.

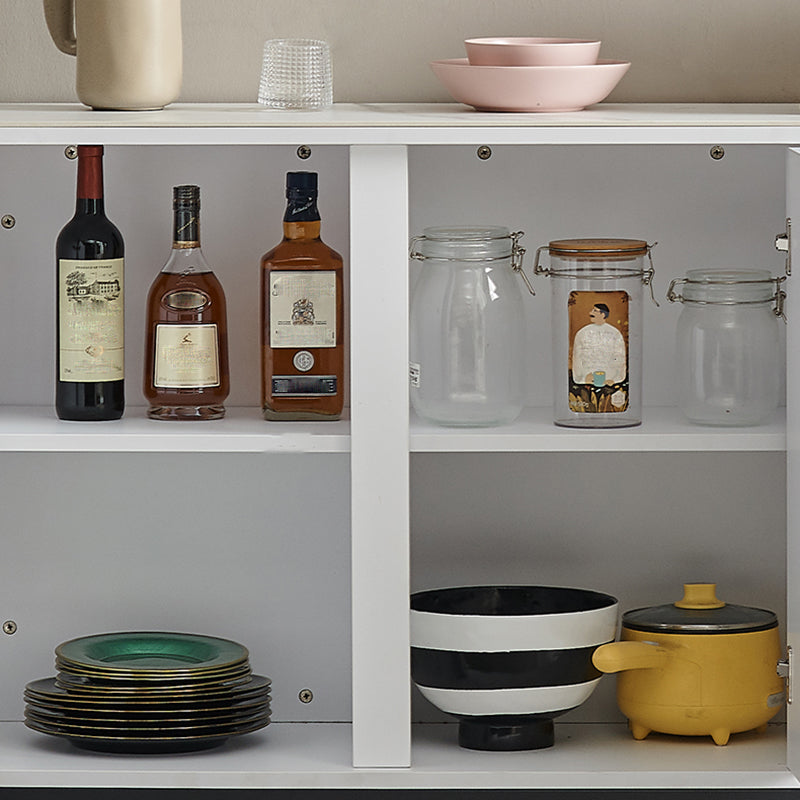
xmin=286 ymin=172 xmax=318 ymax=193
xmin=173 ymin=185 xmax=200 ymax=209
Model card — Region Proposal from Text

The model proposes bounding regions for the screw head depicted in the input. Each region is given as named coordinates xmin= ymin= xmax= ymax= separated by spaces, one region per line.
xmin=1 ymin=215 xmax=15 ymax=230
xmin=65 ymin=146 xmax=78 ymax=160
xmin=477 ymin=145 xmax=492 ymax=161
xmin=298 ymin=688 xmax=314 ymax=703
xmin=297 ymin=145 xmax=312 ymax=160
xmin=3 ymin=620 xmax=17 ymax=635
xmin=710 ymin=145 xmax=725 ymax=160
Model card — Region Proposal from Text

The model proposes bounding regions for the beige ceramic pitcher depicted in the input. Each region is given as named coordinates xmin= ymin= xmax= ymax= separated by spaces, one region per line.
xmin=43 ymin=0 xmax=182 ymax=110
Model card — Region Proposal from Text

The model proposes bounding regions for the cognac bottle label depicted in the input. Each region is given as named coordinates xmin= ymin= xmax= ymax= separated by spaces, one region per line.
xmin=153 ymin=323 xmax=220 ymax=388
xmin=269 ymin=271 xmax=337 ymax=348
xmin=58 ymin=257 xmax=124 ymax=383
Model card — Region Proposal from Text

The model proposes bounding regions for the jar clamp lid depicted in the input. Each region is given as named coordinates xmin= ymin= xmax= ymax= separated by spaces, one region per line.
xmin=622 ymin=583 xmax=778 ymax=634
xmin=547 ymin=238 xmax=650 ymax=258
xmin=667 ymin=268 xmax=787 ymax=319
xmin=533 ymin=237 xmax=659 ymax=305
xmin=410 ymin=226 xmax=535 ymax=295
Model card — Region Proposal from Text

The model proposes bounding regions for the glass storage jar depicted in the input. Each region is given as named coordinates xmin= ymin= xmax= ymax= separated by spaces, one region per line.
xmin=409 ymin=226 xmax=533 ymax=426
xmin=534 ymin=238 xmax=656 ymax=428
xmin=667 ymin=269 xmax=783 ymax=426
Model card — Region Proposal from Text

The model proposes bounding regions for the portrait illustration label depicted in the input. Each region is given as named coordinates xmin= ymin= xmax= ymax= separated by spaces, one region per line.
xmin=567 ymin=290 xmax=630 ymax=414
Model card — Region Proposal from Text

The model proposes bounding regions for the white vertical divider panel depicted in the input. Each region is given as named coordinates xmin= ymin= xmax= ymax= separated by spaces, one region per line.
xmin=349 ymin=145 xmax=410 ymax=767
xmin=786 ymin=147 xmax=800 ymax=775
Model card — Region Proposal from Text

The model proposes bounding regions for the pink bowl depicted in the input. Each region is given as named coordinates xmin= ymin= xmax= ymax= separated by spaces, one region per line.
xmin=430 ymin=58 xmax=630 ymax=113
xmin=465 ymin=37 xmax=601 ymax=67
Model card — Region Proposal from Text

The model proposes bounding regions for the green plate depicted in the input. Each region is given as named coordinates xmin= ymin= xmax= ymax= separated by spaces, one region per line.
xmin=55 ymin=658 xmax=252 ymax=683
xmin=55 ymin=632 xmax=249 ymax=673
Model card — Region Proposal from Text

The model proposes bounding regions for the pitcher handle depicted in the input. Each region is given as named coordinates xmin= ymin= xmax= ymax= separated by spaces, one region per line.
xmin=43 ymin=0 xmax=77 ymax=56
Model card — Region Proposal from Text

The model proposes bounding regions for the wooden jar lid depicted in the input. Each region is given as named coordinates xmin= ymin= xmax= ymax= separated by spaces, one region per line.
xmin=548 ymin=238 xmax=648 ymax=256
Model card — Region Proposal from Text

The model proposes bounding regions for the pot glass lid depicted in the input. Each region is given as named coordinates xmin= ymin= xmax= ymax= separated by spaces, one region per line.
xmin=622 ymin=583 xmax=778 ymax=634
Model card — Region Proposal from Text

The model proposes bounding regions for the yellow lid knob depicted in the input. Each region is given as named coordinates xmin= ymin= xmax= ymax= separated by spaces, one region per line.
xmin=674 ymin=583 xmax=726 ymax=610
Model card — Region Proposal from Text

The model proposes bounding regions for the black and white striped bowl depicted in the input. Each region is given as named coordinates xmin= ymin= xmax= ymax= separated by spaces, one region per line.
xmin=410 ymin=585 xmax=618 ymax=751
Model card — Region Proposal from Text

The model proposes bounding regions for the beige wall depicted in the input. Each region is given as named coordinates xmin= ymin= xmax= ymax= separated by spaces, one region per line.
xmin=3 ymin=0 xmax=800 ymax=104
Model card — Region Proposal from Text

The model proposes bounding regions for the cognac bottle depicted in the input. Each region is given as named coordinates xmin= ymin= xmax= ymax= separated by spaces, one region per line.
xmin=143 ymin=185 xmax=229 ymax=420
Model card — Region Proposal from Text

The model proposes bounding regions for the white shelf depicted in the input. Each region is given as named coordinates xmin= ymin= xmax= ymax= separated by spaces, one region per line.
xmin=0 ymin=722 xmax=794 ymax=790
xmin=410 ymin=407 xmax=787 ymax=453
xmin=0 ymin=406 xmax=351 ymax=453
xmin=0 ymin=406 xmax=781 ymax=454
xmin=0 ymin=103 xmax=800 ymax=145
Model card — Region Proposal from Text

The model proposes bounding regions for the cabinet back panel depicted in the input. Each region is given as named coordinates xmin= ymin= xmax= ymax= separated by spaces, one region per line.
xmin=0 ymin=453 xmax=351 ymax=723
xmin=409 ymin=145 xmax=787 ymax=408
xmin=0 ymin=145 xmax=350 ymax=408
xmin=410 ymin=451 xmax=786 ymax=723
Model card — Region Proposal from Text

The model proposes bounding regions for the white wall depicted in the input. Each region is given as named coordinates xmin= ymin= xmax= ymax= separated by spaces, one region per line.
xmin=3 ymin=0 xmax=800 ymax=104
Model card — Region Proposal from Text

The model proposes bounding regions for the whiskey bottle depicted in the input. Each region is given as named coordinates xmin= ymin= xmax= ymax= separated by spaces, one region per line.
xmin=143 ymin=185 xmax=229 ymax=420
xmin=260 ymin=172 xmax=344 ymax=420
xmin=56 ymin=144 xmax=125 ymax=420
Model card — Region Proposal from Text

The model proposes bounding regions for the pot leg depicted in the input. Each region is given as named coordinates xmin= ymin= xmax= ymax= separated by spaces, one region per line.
xmin=629 ymin=720 xmax=651 ymax=740
xmin=711 ymin=728 xmax=730 ymax=746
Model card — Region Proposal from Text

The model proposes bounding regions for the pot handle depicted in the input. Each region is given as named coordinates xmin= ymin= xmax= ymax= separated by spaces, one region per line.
xmin=593 ymin=640 xmax=669 ymax=673
xmin=43 ymin=0 xmax=77 ymax=56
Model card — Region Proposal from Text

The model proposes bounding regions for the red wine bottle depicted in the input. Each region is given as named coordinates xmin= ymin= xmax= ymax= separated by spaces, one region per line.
xmin=56 ymin=145 xmax=125 ymax=420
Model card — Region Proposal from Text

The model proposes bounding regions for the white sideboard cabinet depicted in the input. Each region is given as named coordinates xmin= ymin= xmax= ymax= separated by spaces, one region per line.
xmin=0 ymin=103 xmax=797 ymax=791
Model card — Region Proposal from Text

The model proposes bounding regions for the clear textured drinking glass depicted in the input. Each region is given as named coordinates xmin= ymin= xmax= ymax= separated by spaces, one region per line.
xmin=258 ymin=39 xmax=333 ymax=110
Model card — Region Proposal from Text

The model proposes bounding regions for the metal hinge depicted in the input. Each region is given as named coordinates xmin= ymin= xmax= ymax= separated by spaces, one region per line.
xmin=778 ymin=645 xmax=793 ymax=704
xmin=775 ymin=218 xmax=791 ymax=277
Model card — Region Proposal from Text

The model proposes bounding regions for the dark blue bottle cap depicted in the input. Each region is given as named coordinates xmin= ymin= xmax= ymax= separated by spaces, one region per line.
xmin=286 ymin=172 xmax=318 ymax=192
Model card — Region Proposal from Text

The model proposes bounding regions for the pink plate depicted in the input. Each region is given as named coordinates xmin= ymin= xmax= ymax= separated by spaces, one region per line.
xmin=465 ymin=37 xmax=601 ymax=67
xmin=430 ymin=58 xmax=630 ymax=113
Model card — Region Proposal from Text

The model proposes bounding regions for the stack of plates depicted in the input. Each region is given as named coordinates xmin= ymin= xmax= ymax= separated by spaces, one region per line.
xmin=24 ymin=631 xmax=271 ymax=753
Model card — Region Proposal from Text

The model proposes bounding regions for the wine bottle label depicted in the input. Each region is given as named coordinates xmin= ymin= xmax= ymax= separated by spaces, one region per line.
xmin=153 ymin=324 xmax=220 ymax=388
xmin=269 ymin=271 xmax=337 ymax=348
xmin=567 ymin=290 xmax=630 ymax=414
xmin=58 ymin=258 xmax=124 ymax=383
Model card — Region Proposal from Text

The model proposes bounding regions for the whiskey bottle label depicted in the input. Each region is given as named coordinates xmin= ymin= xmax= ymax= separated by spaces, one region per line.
xmin=270 ymin=271 xmax=337 ymax=348
xmin=567 ymin=290 xmax=630 ymax=414
xmin=58 ymin=257 xmax=124 ymax=382
xmin=272 ymin=375 xmax=338 ymax=396
xmin=153 ymin=324 xmax=220 ymax=388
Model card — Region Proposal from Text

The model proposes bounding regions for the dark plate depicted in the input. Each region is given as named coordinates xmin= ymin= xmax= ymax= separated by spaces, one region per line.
xmin=55 ymin=670 xmax=253 ymax=695
xmin=26 ymin=675 xmax=271 ymax=705
xmin=56 ymin=632 xmax=249 ymax=673
xmin=25 ymin=706 xmax=270 ymax=733
xmin=25 ymin=691 xmax=270 ymax=718
xmin=24 ymin=698 xmax=270 ymax=725
xmin=24 ymin=714 xmax=269 ymax=754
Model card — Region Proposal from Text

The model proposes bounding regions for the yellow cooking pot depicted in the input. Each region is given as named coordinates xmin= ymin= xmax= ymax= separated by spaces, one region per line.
xmin=592 ymin=583 xmax=785 ymax=745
